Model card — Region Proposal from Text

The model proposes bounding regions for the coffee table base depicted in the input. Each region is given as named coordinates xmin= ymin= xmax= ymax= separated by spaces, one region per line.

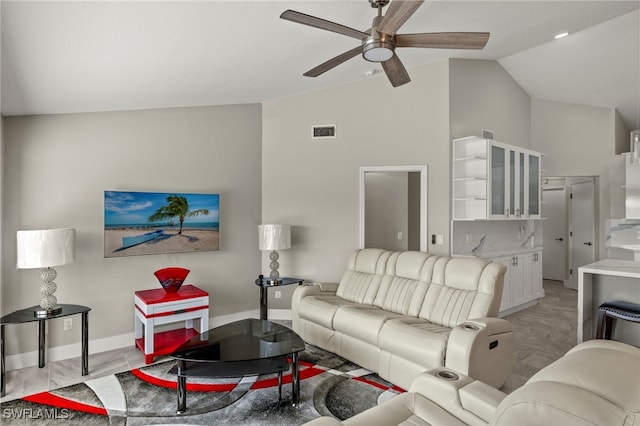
xmin=173 ymin=352 xmax=300 ymax=414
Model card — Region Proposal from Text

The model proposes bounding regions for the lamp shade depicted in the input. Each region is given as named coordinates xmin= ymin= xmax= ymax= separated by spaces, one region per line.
xmin=17 ymin=228 xmax=76 ymax=269
xmin=258 ymin=224 xmax=291 ymax=251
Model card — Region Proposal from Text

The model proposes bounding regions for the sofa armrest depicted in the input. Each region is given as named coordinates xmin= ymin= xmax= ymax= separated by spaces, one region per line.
xmin=408 ymin=369 xmax=493 ymax=425
xmin=445 ymin=318 xmax=514 ymax=389
xmin=291 ymin=282 xmax=339 ymax=326
xmin=459 ymin=380 xmax=506 ymax=422
xmin=291 ymin=282 xmax=339 ymax=307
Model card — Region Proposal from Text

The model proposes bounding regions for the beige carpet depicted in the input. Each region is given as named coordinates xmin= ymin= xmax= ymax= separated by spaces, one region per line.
xmin=501 ymin=279 xmax=577 ymax=393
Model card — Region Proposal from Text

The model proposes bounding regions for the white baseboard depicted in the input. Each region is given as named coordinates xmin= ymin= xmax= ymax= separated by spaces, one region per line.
xmin=4 ymin=309 xmax=291 ymax=372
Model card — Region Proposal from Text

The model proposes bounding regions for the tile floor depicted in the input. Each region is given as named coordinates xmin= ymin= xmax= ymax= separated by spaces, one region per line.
xmin=0 ymin=280 xmax=577 ymax=403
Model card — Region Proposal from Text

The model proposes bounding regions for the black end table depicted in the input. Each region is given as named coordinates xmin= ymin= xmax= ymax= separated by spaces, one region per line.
xmin=254 ymin=276 xmax=304 ymax=320
xmin=1 ymin=304 xmax=90 ymax=397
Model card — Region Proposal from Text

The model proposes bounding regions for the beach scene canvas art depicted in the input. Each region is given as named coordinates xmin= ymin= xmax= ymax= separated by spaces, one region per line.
xmin=104 ymin=191 xmax=220 ymax=257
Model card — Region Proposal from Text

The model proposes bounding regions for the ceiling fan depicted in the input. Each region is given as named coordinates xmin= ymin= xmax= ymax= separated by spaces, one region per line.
xmin=280 ymin=0 xmax=490 ymax=87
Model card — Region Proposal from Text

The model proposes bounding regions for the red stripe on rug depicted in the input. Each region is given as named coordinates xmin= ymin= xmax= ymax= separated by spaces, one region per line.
xmin=251 ymin=366 xmax=326 ymax=389
xmin=23 ymin=392 xmax=108 ymax=416
xmin=131 ymin=368 xmax=236 ymax=392
xmin=132 ymin=363 xmax=327 ymax=392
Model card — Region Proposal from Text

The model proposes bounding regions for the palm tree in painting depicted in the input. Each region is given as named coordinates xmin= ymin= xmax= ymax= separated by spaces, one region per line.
xmin=148 ymin=195 xmax=209 ymax=235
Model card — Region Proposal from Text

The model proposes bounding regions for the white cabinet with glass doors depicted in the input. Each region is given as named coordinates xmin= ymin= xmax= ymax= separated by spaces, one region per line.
xmin=453 ymin=136 xmax=542 ymax=220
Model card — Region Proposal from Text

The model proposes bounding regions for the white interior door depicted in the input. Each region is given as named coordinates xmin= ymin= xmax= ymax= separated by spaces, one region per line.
xmin=569 ymin=180 xmax=595 ymax=289
xmin=542 ymin=187 xmax=567 ymax=281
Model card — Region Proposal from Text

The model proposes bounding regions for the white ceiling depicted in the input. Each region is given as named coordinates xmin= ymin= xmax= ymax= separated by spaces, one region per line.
xmin=2 ymin=1 xmax=639 ymax=130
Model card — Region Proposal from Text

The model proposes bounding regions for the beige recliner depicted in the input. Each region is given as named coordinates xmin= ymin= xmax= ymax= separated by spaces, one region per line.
xmin=304 ymin=339 xmax=640 ymax=426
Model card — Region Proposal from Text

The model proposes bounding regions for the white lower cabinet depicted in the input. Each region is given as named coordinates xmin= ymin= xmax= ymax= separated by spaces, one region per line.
xmin=489 ymin=250 xmax=543 ymax=316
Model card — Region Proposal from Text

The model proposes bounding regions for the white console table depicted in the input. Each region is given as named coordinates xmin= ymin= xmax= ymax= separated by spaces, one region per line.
xmin=578 ymin=259 xmax=640 ymax=344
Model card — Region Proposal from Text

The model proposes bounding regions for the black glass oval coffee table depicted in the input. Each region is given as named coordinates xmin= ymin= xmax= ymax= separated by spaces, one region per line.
xmin=170 ymin=318 xmax=305 ymax=414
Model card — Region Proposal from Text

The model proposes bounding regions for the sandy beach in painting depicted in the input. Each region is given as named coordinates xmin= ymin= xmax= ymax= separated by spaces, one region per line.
xmin=104 ymin=228 xmax=219 ymax=257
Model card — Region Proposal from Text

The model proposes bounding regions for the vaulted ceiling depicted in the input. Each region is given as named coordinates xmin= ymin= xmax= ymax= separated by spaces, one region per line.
xmin=2 ymin=1 xmax=639 ymax=130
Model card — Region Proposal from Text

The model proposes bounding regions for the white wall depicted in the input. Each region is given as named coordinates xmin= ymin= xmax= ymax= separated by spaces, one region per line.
xmin=262 ymin=60 xmax=451 ymax=309
xmin=531 ymin=98 xmax=620 ymax=259
xmin=449 ymin=59 xmax=532 ymax=147
xmin=2 ymin=105 xmax=262 ymax=356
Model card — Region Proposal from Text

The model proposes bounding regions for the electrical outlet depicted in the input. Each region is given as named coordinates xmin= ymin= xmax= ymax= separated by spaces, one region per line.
xmin=64 ymin=318 xmax=73 ymax=331
xmin=465 ymin=233 xmax=472 ymax=244
xmin=275 ymin=291 xmax=282 ymax=299
xmin=397 ymin=232 xmax=403 ymax=240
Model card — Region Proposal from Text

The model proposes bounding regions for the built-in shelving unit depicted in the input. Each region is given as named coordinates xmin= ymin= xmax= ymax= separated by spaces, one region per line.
xmin=452 ymin=136 xmax=543 ymax=221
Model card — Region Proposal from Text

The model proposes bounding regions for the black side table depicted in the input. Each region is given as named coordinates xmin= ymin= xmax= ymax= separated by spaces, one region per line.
xmin=254 ymin=276 xmax=304 ymax=320
xmin=1 ymin=304 xmax=90 ymax=397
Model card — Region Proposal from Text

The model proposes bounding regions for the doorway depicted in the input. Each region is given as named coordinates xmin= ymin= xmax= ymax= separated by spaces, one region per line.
xmin=359 ymin=165 xmax=428 ymax=252
xmin=542 ymin=186 xmax=567 ymax=282
xmin=542 ymin=176 xmax=596 ymax=290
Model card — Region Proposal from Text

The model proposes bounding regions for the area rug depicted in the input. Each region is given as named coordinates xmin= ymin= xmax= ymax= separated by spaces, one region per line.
xmin=0 ymin=345 xmax=404 ymax=425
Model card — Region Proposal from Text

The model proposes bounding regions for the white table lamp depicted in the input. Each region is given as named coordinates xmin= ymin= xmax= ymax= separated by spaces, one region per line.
xmin=258 ymin=224 xmax=291 ymax=282
xmin=17 ymin=228 xmax=76 ymax=317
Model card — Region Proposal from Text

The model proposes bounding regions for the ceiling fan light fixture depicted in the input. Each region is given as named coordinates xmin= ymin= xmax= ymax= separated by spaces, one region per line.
xmin=362 ymin=40 xmax=395 ymax=62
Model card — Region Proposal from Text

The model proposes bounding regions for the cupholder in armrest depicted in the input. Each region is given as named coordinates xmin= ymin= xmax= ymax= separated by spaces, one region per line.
xmin=437 ymin=370 xmax=460 ymax=380
xmin=462 ymin=323 xmax=480 ymax=331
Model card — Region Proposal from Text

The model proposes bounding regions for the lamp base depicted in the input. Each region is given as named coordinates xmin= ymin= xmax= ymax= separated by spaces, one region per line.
xmin=34 ymin=305 xmax=62 ymax=318
xmin=269 ymin=250 xmax=281 ymax=281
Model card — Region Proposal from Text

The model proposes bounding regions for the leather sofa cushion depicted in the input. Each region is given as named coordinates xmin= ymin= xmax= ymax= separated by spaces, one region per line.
xmin=494 ymin=340 xmax=640 ymax=426
xmin=341 ymin=391 xmax=467 ymax=426
xmin=335 ymin=249 xmax=392 ymax=304
xmin=373 ymin=275 xmax=429 ymax=316
xmin=527 ymin=339 xmax=640 ymax=413
xmin=333 ymin=305 xmax=403 ymax=345
xmin=372 ymin=252 xmax=435 ymax=316
xmin=335 ymin=270 xmax=383 ymax=304
xmin=379 ymin=317 xmax=450 ymax=367
xmin=298 ymin=295 xmax=356 ymax=329
xmin=420 ymin=258 xmax=505 ymax=327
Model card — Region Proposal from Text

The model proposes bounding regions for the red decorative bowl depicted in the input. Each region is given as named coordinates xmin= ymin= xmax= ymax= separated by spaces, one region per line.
xmin=154 ymin=267 xmax=190 ymax=293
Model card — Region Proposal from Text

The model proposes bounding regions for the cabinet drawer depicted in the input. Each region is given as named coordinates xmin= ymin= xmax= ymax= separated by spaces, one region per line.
xmin=150 ymin=298 xmax=207 ymax=315
xmin=135 ymin=295 xmax=208 ymax=316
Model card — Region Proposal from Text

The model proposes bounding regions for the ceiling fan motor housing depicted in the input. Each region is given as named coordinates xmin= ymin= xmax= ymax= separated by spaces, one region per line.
xmin=362 ymin=12 xmax=395 ymax=62
xmin=362 ymin=35 xmax=395 ymax=62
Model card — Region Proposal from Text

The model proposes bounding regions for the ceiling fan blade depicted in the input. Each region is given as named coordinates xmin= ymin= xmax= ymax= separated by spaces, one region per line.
xmin=280 ymin=10 xmax=368 ymax=40
xmin=303 ymin=46 xmax=363 ymax=77
xmin=382 ymin=54 xmax=411 ymax=87
xmin=396 ymin=32 xmax=490 ymax=49
xmin=378 ymin=0 xmax=425 ymax=36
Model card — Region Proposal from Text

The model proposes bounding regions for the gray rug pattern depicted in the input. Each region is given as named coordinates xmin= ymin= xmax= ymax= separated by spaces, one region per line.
xmin=0 ymin=345 xmax=401 ymax=425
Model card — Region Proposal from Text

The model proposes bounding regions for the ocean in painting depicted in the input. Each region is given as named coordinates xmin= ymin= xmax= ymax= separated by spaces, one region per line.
xmin=105 ymin=222 xmax=219 ymax=230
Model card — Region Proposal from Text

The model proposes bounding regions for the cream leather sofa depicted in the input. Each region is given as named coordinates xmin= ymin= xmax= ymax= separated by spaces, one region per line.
xmin=304 ymin=339 xmax=640 ymax=426
xmin=292 ymin=248 xmax=513 ymax=390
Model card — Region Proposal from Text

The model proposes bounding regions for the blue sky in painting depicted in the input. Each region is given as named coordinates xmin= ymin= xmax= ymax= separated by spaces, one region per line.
xmin=105 ymin=191 xmax=219 ymax=226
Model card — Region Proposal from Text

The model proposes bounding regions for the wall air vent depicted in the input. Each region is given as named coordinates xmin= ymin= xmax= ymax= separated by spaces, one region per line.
xmin=312 ymin=125 xmax=336 ymax=139
xmin=482 ymin=129 xmax=494 ymax=140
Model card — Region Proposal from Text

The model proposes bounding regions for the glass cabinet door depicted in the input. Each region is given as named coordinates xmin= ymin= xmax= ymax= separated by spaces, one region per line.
xmin=518 ymin=151 xmax=525 ymax=217
xmin=528 ymin=155 xmax=540 ymax=216
xmin=490 ymin=144 xmax=507 ymax=217
xmin=509 ymin=150 xmax=516 ymax=217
